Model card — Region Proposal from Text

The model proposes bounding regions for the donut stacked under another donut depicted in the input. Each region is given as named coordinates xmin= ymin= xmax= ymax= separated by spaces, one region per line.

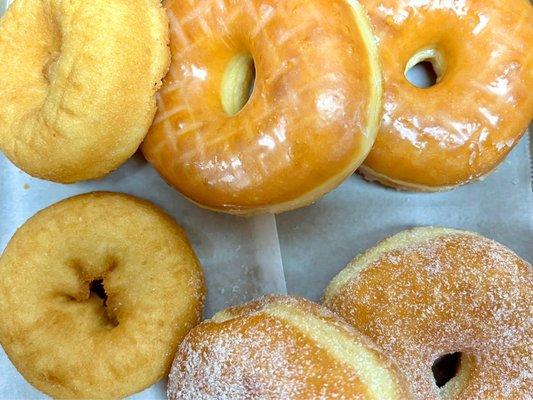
xmin=0 ymin=0 xmax=170 ymax=183
xmin=325 ymin=227 xmax=533 ymax=399
xmin=168 ymin=296 xmax=411 ymax=399
xmin=358 ymin=0 xmax=533 ymax=190
xmin=143 ymin=0 xmax=382 ymax=214
xmin=0 ymin=193 xmax=205 ymax=399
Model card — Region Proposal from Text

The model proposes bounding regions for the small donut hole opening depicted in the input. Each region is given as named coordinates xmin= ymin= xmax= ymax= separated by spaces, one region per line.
xmin=89 ymin=278 xmax=118 ymax=327
xmin=221 ymin=53 xmax=256 ymax=116
xmin=89 ymin=279 xmax=108 ymax=306
xmin=405 ymin=61 xmax=438 ymax=88
xmin=404 ymin=48 xmax=445 ymax=89
xmin=432 ymin=352 xmax=462 ymax=388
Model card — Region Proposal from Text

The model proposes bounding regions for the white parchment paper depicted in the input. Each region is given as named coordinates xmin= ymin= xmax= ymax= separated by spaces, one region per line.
xmin=276 ymin=134 xmax=533 ymax=302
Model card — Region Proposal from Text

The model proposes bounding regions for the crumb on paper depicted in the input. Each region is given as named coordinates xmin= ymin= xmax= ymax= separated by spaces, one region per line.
xmin=23 ymin=183 xmax=30 ymax=190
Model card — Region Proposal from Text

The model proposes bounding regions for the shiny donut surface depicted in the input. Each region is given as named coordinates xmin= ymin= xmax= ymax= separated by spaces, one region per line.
xmin=359 ymin=0 xmax=533 ymax=190
xmin=143 ymin=0 xmax=381 ymax=214
xmin=325 ymin=227 xmax=533 ymax=399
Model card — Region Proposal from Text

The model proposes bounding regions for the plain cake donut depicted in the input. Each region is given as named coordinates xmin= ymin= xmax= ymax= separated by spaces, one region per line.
xmin=168 ymin=295 xmax=411 ymax=399
xmin=0 ymin=192 xmax=205 ymax=399
xmin=358 ymin=0 xmax=533 ymax=190
xmin=0 ymin=0 xmax=170 ymax=183
xmin=142 ymin=0 xmax=381 ymax=215
xmin=325 ymin=227 xmax=532 ymax=399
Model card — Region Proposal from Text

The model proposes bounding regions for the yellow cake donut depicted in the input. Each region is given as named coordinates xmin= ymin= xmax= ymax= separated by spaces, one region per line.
xmin=358 ymin=0 xmax=533 ymax=190
xmin=142 ymin=0 xmax=381 ymax=215
xmin=0 ymin=192 xmax=205 ymax=399
xmin=0 ymin=0 xmax=170 ymax=183
xmin=168 ymin=295 xmax=411 ymax=399
xmin=324 ymin=227 xmax=533 ymax=399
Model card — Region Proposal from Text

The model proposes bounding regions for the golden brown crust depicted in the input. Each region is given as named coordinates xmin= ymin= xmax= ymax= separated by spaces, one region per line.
xmin=325 ymin=227 xmax=533 ymax=399
xmin=0 ymin=192 xmax=205 ymax=399
xmin=360 ymin=0 xmax=533 ymax=189
xmin=0 ymin=0 xmax=170 ymax=183
xmin=168 ymin=295 xmax=412 ymax=399
xmin=142 ymin=0 xmax=382 ymax=215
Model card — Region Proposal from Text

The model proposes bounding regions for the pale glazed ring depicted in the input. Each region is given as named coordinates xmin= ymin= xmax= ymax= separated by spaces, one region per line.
xmin=168 ymin=295 xmax=411 ymax=399
xmin=0 ymin=0 xmax=170 ymax=183
xmin=325 ymin=227 xmax=533 ymax=398
xmin=0 ymin=192 xmax=205 ymax=398
xmin=142 ymin=0 xmax=381 ymax=215
xmin=359 ymin=0 xmax=533 ymax=190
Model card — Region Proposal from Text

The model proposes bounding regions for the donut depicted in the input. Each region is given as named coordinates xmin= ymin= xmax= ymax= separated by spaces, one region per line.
xmin=142 ymin=0 xmax=382 ymax=215
xmin=0 ymin=192 xmax=205 ymax=399
xmin=0 ymin=0 xmax=170 ymax=183
xmin=357 ymin=0 xmax=533 ymax=190
xmin=168 ymin=295 xmax=411 ymax=399
xmin=324 ymin=227 xmax=533 ymax=398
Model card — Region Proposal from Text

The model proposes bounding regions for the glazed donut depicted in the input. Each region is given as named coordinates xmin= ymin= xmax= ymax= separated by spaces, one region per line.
xmin=0 ymin=192 xmax=205 ymax=399
xmin=142 ymin=0 xmax=381 ymax=215
xmin=168 ymin=295 xmax=411 ymax=399
xmin=324 ymin=227 xmax=533 ymax=399
xmin=0 ymin=0 xmax=170 ymax=183
xmin=357 ymin=0 xmax=533 ymax=190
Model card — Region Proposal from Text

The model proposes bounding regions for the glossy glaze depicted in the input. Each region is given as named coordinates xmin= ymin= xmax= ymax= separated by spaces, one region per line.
xmin=142 ymin=0 xmax=381 ymax=214
xmin=360 ymin=0 xmax=533 ymax=190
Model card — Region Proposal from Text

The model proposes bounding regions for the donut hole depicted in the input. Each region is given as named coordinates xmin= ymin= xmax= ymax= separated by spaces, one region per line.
xmin=220 ymin=52 xmax=256 ymax=115
xmin=432 ymin=352 xmax=462 ymax=388
xmin=405 ymin=48 xmax=445 ymax=88
xmin=89 ymin=278 xmax=118 ymax=327
xmin=405 ymin=61 xmax=438 ymax=88
xmin=89 ymin=279 xmax=108 ymax=305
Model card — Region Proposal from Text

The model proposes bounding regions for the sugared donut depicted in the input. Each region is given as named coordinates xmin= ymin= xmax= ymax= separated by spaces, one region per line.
xmin=358 ymin=0 xmax=533 ymax=190
xmin=142 ymin=0 xmax=382 ymax=215
xmin=0 ymin=0 xmax=170 ymax=183
xmin=0 ymin=192 xmax=205 ymax=399
xmin=324 ymin=227 xmax=533 ymax=398
xmin=168 ymin=295 xmax=411 ymax=399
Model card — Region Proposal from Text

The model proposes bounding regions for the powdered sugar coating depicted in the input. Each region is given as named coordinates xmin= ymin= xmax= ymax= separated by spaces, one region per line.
xmin=167 ymin=296 xmax=411 ymax=399
xmin=325 ymin=228 xmax=533 ymax=399
xmin=169 ymin=318 xmax=308 ymax=399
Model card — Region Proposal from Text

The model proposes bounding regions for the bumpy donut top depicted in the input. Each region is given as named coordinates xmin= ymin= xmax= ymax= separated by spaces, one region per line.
xmin=0 ymin=192 xmax=205 ymax=399
xmin=142 ymin=0 xmax=381 ymax=214
xmin=168 ymin=296 xmax=411 ymax=399
xmin=0 ymin=0 xmax=169 ymax=183
xmin=325 ymin=227 xmax=533 ymax=399
xmin=359 ymin=0 xmax=533 ymax=190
